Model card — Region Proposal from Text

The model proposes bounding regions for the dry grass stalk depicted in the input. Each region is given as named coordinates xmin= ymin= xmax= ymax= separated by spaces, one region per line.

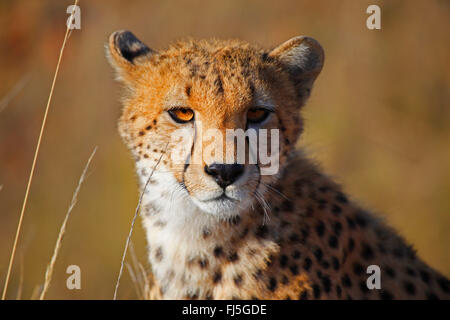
xmin=39 ymin=146 xmax=97 ymax=300
xmin=1 ymin=0 xmax=79 ymax=300
xmin=126 ymin=241 xmax=144 ymax=298
xmin=113 ymin=144 xmax=167 ymax=300
xmin=30 ymin=285 xmax=41 ymax=300
xmin=125 ymin=241 xmax=155 ymax=299
xmin=125 ymin=262 xmax=141 ymax=298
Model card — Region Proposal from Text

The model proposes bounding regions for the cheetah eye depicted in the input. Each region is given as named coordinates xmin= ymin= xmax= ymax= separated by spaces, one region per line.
xmin=168 ymin=107 xmax=195 ymax=123
xmin=247 ymin=108 xmax=272 ymax=124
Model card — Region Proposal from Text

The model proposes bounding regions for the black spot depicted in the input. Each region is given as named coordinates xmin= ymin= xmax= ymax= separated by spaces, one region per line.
xmin=332 ymin=256 xmax=340 ymax=271
xmin=261 ymin=52 xmax=274 ymax=63
xmin=380 ymin=289 xmax=394 ymax=300
xmin=359 ymin=280 xmax=369 ymax=294
xmin=289 ymin=233 xmax=300 ymax=243
xmin=336 ymin=192 xmax=348 ymax=203
xmin=279 ymin=255 xmax=289 ymax=268
xmin=155 ymin=247 xmax=163 ymax=262
xmin=230 ymin=215 xmax=241 ymax=225
xmin=199 ymin=259 xmax=208 ymax=268
xmin=341 ymin=274 xmax=352 ymax=288
xmin=284 ymin=137 xmax=291 ymax=146
xmin=377 ymin=243 xmax=387 ymax=254
xmin=317 ymin=199 xmax=327 ymax=209
xmin=354 ymin=211 xmax=368 ymax=228
xmin=267 ymin=254 xmax=275 ymax=267
xmin=312 ymin=284 xmax=321 ymax=299
xmin=281 ymin=275 xmax=289 ymax=285
xmin=202 ymin=228 xmax=211 ymax=238
xmin=138 ymin=131 xmax=145 ymax=136
xmin=426 ymin=292 xmax=439 ymax=300
xmin=185 ymin=86 xmax=191 ymax=97
xmin=292 ymin=250 xmax=301 ymax=259
xmin=403 ymin=281 xmax=416 ymax=295
xmin=419 ymin=270 xmax=430 ymax=284
xmin=353 ymin=262 xmax=364 ymax=276
xmin=385 ymin=266 xmax=396 ymax=279
xmin=240 ymin=227 xmax=249 ymax=238
xmin=314 ymin=248 xmax=323 ymax=261
xmin=268 ymin=277 xmax=277 ymax=292
xmin=228 ymin=251 xmax=239 ymax=263
xmin=186 ymin=292 xmax=198 ymax=299
xmin=299 ymin=290 xmax=308 ymax=300
xmin=393 ymin=248 xmax=404 ymax=258
xmin=303 ymin=257 xmax=312 ymax=271
xmin=214 ymin=75 xmax=224 ymax=94
xmin=361 ymin=243 xmax=375 ymax=260
xmin=333 ymin=221 xmax=343 ymax=237
xmin=300 ymin=227 xmax=310 ymax=243
xmin=280 ymin=220 xmax=290 ymax=229
xmin=145 ymin=125 xmax=152 ymax=130
xmin=336 ymin=285 xmax=342 ymax=298
xmin=321 ymin=276 xmax=331 ymax=293
xmin=321 ymin=260 xmax=330 ymax=269
xmin=256 ymin=225 xmax=269 ymax=238
xmin=233 ymin=275 xmax=243 ymax=287
xmin=281 ymin=200 xmax=293 ymax=211
xmin=315 ymin=221 xmax=325 ymax=237
xmin=405 ymin=267 xmax=416 ymax=277
xmin=346 ymin=217 xmax=356 ymax=230
xmin=328 ymin=236 xmax=338 ymax=249
xmin=348 ymin=238 xmax=355 ymax=252
xmin=290 ymin=264 xmax=299 ymax=276
xmin=331 ymin=205 xmax=342 ymax=215
xmin=213 ymin=271 xmax=222 ymax=284
xmin=438 ymin=277 xmax=450 ymax=293
xmin=213 ymin=246 xmax=223 ymax=257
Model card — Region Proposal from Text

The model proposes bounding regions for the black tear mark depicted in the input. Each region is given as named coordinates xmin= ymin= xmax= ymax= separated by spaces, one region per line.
xmin=181 ymin=120 xmax=197 ymax=187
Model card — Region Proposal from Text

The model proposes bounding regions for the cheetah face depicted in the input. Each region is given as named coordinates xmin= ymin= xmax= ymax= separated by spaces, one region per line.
xmin=107 ymin=31 xmax=323 ymax=218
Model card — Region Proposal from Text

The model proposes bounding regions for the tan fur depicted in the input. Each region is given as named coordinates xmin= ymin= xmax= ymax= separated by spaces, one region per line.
xmin=107 ymin=31 xmax=449 ymax=300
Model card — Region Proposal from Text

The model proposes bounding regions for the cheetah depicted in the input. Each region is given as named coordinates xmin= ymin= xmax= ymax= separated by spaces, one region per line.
xmin=106 ymin=30 xmax=450 ymax=300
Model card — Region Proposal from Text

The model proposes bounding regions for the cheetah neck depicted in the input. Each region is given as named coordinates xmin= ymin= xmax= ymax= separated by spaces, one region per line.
xmin=137 ymin=161 xmax=282 ymax=299
xmin=135 ymin=155 xmax=450 ymax=300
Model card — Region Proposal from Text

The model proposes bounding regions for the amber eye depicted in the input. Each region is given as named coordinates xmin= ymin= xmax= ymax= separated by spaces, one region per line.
xmin=247 ymin=108 xmax=271 ymax=124
xmin=168 ymin=107 xmax=194 ymax=123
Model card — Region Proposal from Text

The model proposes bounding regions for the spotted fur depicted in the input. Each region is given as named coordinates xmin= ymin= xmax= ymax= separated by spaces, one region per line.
xmin=107 ymin=31 xmax=450 ymax=300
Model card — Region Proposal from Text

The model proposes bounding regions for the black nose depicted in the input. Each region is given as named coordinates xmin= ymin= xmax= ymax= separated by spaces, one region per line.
xmin=204 ymin=163 xmax=245 ymax=188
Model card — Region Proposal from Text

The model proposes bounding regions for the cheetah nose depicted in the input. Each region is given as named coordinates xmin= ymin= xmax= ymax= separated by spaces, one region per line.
xmin=204 ymin=163 xmax=245 ymax=189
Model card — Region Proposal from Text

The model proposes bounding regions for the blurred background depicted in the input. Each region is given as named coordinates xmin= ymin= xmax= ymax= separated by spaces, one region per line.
xmin=0 ymin=0 xmax=449 ymax=299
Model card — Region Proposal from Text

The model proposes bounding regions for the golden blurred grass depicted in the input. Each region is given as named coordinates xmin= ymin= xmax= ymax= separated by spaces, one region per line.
xmin=0 ymin=0 xmax=449 ymax=299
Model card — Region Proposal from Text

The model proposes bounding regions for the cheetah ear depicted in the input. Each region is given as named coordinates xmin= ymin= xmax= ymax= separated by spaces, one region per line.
xmin=106 ymin=30 xmax=156 ymax=83
xmin=269 ymin=36 xmax=324 ymax=103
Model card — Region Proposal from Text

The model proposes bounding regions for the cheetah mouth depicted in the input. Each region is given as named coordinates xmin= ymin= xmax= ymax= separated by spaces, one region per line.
xmin=203 ymin=194 xmax=238 ymax=203
xmin=191 ymin=190 xmax=250 ymax=216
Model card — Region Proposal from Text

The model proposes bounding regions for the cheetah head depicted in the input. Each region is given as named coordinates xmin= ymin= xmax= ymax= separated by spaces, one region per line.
xmin=107 ymin=31 xmax=323 ymax=219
